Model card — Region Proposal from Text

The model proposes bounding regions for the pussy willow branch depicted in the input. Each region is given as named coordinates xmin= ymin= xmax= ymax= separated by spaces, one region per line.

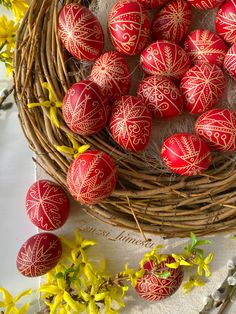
xmin=199 ymin=258 xmax=236 ymax=314
xmin=0 ymin=87 xmax=14 ymax=110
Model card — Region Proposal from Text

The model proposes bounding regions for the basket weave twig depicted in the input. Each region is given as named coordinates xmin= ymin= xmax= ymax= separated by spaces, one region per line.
xmin=14 ymin=0 xmax=236 ymax=238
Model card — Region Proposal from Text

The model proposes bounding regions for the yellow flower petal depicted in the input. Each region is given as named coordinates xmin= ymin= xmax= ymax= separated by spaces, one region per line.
xmin=50 ymin=295 xmax=63 ymax=314
xmin=80 ymin=290 xmax=90 ymax=302
xmin=27 ymin=101 xmax=51 ymax=108
xmin=81 ymin=240 xmax=96 ymax=249
xmin=11 ymin=0 xmax=28 ymax=21
xmin=194 ymin=280 xmax=206 ymax=287
xmin=0 ymin=16 xmax=18 ymax=46
xmin=13 ymin=289 xmax=32 ymax=303
xmin=56 ymin=145 xmax=75 ymax=155
xmin=71 ymin=248 xmax=81 ymax=262
xmin=197 ymin=265 xmax=203 ymax=276
xmin=63 ymin=291 xmax=85 ymax=312
xmin=205 ymin=252 xmax=214 ymax=265
xmin=179 ymin=260 xmax=192 ymax=266
xmin=0 ymin=288 xmax=13 ymax=304
xmin=87 ymin=300 xmax=99 ymax=314
xmin=204 ymin=266 xmax=211 ymax=278
xmin=38 ymin=285 xmax=62 ymax=295
xmin=18 ymin=304 xmax=30 ymax=314
xmin=78 ymin=144 xmax=90 ymax=154
xmin=166 ymin=262 xmax=180 ymax=269
xmin=42 ymin=82 xmax=56 ymax=102
xmin=55 ymin=101 xmax=62 ymax=108
xmin=183 ymin=281 xmax=194 ymax=294
xmin=5 ymin=305 xmax=16 ymax=314
xmin=94 ymin=292 xmax=108 ymax=302
xmin=50 ymin=106 xmax=60 ymax=128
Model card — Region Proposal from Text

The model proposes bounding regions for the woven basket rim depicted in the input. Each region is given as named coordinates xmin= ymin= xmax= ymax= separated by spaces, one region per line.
xmin=14 ymin=0 xmax=236 ymax=238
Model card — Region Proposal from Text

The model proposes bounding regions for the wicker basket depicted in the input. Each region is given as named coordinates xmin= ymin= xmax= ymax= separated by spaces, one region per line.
xmin=14 ymin=0 xmax=236 ymax=238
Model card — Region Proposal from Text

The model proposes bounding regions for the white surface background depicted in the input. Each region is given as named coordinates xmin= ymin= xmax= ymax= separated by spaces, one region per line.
xmin=0 ymin=4 xmax=39 ymax=306
xmin=0 ymin=3 xmax=236 ymax=314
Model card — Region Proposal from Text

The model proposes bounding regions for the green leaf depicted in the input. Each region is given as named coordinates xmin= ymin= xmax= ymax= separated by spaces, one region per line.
xmin=190 ymin=232 xmax=197 ymax=248
xmin=195 ymin=240 xmax=211 ymax=246
xmin=232 ymin=235 xmax=236 ymax=240
xmin=55 ymin=272 xmax=64 ymax=279
xmin=194 ymin=248 xmax=204 ymax=259
xmin=65 ymin=267 xmax=75 ymax=274
xmin=184 ymin=245 xmax=191 ymax=253
xmin=158 ymin=271 xmax=171 ymax=279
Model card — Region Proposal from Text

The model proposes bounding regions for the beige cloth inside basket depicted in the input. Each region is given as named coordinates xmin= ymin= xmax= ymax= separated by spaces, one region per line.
xmin=90 ymin=1 xmax=236 ymax=166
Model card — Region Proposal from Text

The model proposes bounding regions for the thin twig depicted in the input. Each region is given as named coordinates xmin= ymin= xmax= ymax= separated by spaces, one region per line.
xmin=0 ymin=87 xmax=14 ymax=108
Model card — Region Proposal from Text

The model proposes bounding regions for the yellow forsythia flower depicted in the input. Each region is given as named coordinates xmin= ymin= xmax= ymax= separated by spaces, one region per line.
xmin=183 ymin=275 xmax=206 ymax=294
xmin=10 ymin=0 xmax=28 ymax=21
xmin=193 ymin=252 xmax=214 ymax=278
xmin=27 ymin=82 xmax=62 ymax=128
xmin=0 ymin=287 xmax=32 ymax=314
xmin=0 ymin=15 xmax=18 ymax=48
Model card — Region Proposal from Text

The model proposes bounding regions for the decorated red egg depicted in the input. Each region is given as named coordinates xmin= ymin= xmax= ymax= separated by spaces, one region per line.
xmin=216 ymin=0 xmax=236 ymax=46
xmin=26 ymin=180 xmax=70 ymax=231
xmin=137 ymin=76 xmax=183 ymax=119
xmin=161 ymin=133 xmax=211 ymax=176
xmin=137 ymin=0 xmax=169 ymax=9
xmin=66 ymin=150 xmax=117 ymax=204
xmin=195 ymin=109 xmax=236 ymax=152
xmin=62 ymin=80 xmax=109 ymax=136
xmin=184 ymin=29 xmax=227 ymax=66
xmin=152 ymin=0 xmax=192 ymax=44
xmin=186 ymin=0 xmax=224 ymax=10
xmin=141 ymin=41 xmax=190 ymax=80
xmin=90 ymin=51 xmax=131 ymax=100
xmin=108 ymin=0 xmax=150 ymax=55
xmin=135 ymin=256 xmax=184 ymax=301
xmin=224 ymin=44 xmax=236 ymax=80
xmin=58 ymin=4 xmax=104 ymax=61
xmin=109 ymin=96 xmax=152 ymax=152
xmin=16 ymin=233 xmax=62 ymax=277
xmin=180 ymin=63 xmax=225 ymax=114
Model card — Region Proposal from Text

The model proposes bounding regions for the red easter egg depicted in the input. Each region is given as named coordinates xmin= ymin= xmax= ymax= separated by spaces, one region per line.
xmin=109 ymin=96 xmax=152 ymax=152
xmin=152 ymin=0 xmax=192 ymax=44
xmin=108 ymin=0 xmax=150 ymax=55
xmin=224 ymin=44 xmax=236 ymax=80
xmin=90 ymin=51 xmax=131 ymax=100
xmin=195 ymin=109 xmax=236 ymax=152
xmin=184 ymin=29 xmax=227 ymax=66
xmin=135 ymin=257 xmax=184 ymax=301
xmin=186 ymin=0 xmax=224 ymax=10
xmin=16 ymin=233 xmax=62 ymax=277
xmin=62 ymin=80 xmax=109 ymax=136
xmin=66 ymin=150 xmax=117 ymax=204
xmin=161 ymin=133 xmax=211 ymax=176
xmin=58 ymin=4 xmax=104 ymax=61
xmin=137 ymin=75 xmax=183 ymax=119
xmin=180 ymin=63 xmax=225 ymax=114
xmin=26 ymin=180 xmax=70 ymax=231
xmin=216 ymin=0 xmax=236 ymax=45
xmin=137 ymin=0 xmax=169 ymax=9
xmin=141 ymin=41 xmax=190 ymax=80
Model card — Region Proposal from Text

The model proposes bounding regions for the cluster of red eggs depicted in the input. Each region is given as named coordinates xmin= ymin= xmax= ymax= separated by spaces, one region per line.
xmin=57 ymin=0 xmax=236 ymax=184
xmin=15 ymin=181 xmax=185 ymax=302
